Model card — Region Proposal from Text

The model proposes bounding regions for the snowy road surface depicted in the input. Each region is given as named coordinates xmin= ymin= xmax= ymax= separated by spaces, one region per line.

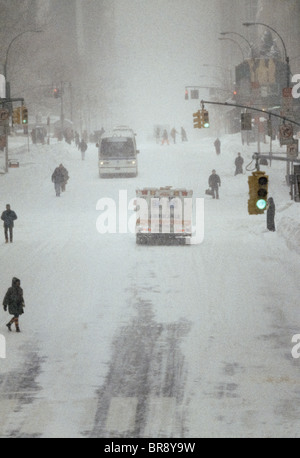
xmin=0 ymin=134 xmax=300 ymax=438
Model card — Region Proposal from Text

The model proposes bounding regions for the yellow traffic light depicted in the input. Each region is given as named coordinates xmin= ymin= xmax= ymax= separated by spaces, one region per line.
xmin=12 ymin=107 xmax=21 ymax=125
xmin=22 ymin=106 xmax=28 ymax=124
xmin=193 ymin=110 xmax=202 ymax=129
xmin=248 ymin=171 xmax=268 ymax=215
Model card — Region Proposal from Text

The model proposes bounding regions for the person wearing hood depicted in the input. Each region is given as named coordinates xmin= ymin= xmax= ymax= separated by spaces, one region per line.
xmin=1 ymin=204 xmax=17 ymax=243
xmin=3 ymin=277 xmax=25 ymax=332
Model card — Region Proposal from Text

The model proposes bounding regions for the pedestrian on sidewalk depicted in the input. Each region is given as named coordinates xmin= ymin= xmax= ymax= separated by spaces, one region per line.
xmin=266 ymin=197 xmax=275 ymax=231
xmin=161 ymin=129 xmax=169 ymax=145
xmin=214 ymin=138 xmax=221 ymax=155
xmin=79 ymin=138 xmax=88 ymax=160
xmin=234 ymin=152 xmax=244 ymax=175
xmin=3 ymin=277 xmax=25 ymax=332
xmin=208 ymin=169 xmax=221 ymax=199
xmin=52 ymin=164 xmax=65 ymax=197
xmin=1 ymin=204 xmax=17 ymax=243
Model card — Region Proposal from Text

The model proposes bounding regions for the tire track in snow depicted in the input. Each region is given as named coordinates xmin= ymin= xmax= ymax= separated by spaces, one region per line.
xmin=88 ymin=262 xmax=191 ymax=438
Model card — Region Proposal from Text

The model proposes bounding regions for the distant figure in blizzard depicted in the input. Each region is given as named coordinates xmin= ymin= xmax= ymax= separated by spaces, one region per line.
xmin=214 ymin=138 xmax=221 ymax=155
xmin=161 ymin=129 xmax=169 ymax=145
xmin=52 ymin=164 xmax=66 ymax=197
xmin=266 ymin=197 xmax=275 ymax=232
xmin=234 ymin=152 xmax=244 ymax=175
xmin=79 ymin=138 xmax=88 ymax=160
xmin=208 ymin=169 xmax=221 ymax=199
xmin=1 ymin=204 xmax=17 ymax=243
xmin=74 ymin=131 xmax=80 ymax=148
xmin=170 ymin=127 xmax=178 ymax=144
xmin=181 ymin=127 xmax=187 ymax=142
xmin=154 ymin=127 xmax=161 ymax=144
xmin=3 ymin=277 xmax=25 ymax=332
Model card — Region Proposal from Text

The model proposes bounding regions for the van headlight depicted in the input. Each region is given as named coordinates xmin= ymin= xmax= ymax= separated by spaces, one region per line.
xmin=100 ymin=161 xmax=104 ymax=165
xmin=131 ymin=160 xmax=136 ymax=165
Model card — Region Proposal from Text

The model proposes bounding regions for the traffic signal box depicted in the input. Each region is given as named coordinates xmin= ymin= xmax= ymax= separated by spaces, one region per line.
xmin=241 ymin=113 xmax=252 ymax=131
xmin=53 ymin=88 xmax=60 ymax=98
xmin=12 ymin=107 xmax=21 ymax=125
xmin=193 ymin=110 xmax=202 ymax=129
xmin=193 ymin=109 xmax=210 ymax=129
xmin=248 ymin=171 xmax=269 ymax=215
xmin=22 ymin=106 xmax=28 ymax=124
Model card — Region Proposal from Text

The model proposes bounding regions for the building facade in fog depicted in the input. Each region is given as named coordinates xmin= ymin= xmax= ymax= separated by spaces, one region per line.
xmin=216 ymin=0 xmax=300 ymax=134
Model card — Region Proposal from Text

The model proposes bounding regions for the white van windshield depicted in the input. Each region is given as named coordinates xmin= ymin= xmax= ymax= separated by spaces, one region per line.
xmin=100 ymin=137 xmax=135 ymax=158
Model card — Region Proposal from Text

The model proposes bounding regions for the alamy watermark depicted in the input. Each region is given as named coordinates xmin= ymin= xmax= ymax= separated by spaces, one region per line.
xmin=96 ymin=190 xmax=204 ymax=244
xmin=0 ymin=334 xmax=6 ymax=359
xmin=292 ymin=74 xmax=300 ymax=99
xmin=291 ymin=334 xmax=300 ymax=359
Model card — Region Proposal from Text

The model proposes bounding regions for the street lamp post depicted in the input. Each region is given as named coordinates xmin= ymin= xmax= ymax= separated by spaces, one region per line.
xmin=2 ymin=29 xmax=42 ymax=173
xmin=243 ymin=22 xmax=291 ymax=87
xmin=4 ymin=29 xmax=43 ymax=99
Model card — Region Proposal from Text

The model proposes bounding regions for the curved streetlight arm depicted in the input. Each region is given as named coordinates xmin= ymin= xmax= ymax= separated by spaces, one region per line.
xmin=243 ymin=22 xmax=287 ymax=61
xmin=220 ymin=31 xmax=252 ymax=50
xmin=218 ymin=37 xmax=245 ymax=61
xmin=4 ymin=29 xmax=43 ymax=79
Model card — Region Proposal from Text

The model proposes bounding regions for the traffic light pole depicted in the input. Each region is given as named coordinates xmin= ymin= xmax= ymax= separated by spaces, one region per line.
xmin=252 ymin=152 xmax=300 ymax=200
xmin=200 ymin=99 xmax=300 ymax=127
xmin=252 ymin=152 xmax=300 ymax=168
xmin=0 ymin=97 xmax=25 ymax=173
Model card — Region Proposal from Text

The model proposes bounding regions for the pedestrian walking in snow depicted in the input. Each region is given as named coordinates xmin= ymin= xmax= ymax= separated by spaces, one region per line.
xmin=161 ymin=129 xmax=169 ymax=145
xmin=234 ymin=152 xmax=244 ymax=175
xmin=3 ymin=277 xmax=25 ymax=332
xmin=170 ymin=127 xmax=178 ymax=144
xmin=181 ymin=126 xmax=187 ymax=142
xmin=1 ymin=204 xmax=17 ymax=243
xmin=51 ymin=164 xmax=66 ymax=197
xmin=208 ymin=169 xmax=221 ymax=199
xmin=75 ymin=131 xmax=80 ymax=148
xmin=154 ymin=127 xmax=161 ymax=144
xmin=79 ymin=138 xmax=88 ymax=160
xmin=266 ymin=197 xmax=275 ymax=231
xmin=59 ymin=163 xmax=69 ymax=192
xmin=214 ymin=138 xmax=221 ymax=155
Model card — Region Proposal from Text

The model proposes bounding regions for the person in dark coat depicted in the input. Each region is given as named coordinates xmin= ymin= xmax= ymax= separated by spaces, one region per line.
xmin=234 ymin=152 xmax=244 ymax=175
xmin=214 ymin=138 xmax=221 ymax=155
xmin=3 ymin=277 xmax=25 ymax=332
xmin=1 ymin=204 xmax=17 ymax=243
xmin=59 ymin=164 xmax=69 ymax=192
xmin=266 ymin=197 xmax=275 ymax=231
xmin=181 ymin=127 xmax=187 ymax=142
xmin=208 ymin=169 xmax=221 ymax=199
xmin=79 ymin=138 xmax=88 ymax=160
xmin=51 ymin=165 xmax=65 ymax=197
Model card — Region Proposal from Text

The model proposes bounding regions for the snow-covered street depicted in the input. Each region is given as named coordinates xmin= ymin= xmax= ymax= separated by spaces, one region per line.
xmin=0 ymin=133 xmax=300 ymax=438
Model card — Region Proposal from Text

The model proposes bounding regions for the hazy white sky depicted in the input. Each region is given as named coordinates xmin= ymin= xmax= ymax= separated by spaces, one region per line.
xmin=110 ymin=0 xmax=223 ymax=133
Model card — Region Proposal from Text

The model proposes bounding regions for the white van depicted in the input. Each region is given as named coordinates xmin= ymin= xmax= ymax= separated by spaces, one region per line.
xmin=98 ymin=133 xmax=139 ymax=178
